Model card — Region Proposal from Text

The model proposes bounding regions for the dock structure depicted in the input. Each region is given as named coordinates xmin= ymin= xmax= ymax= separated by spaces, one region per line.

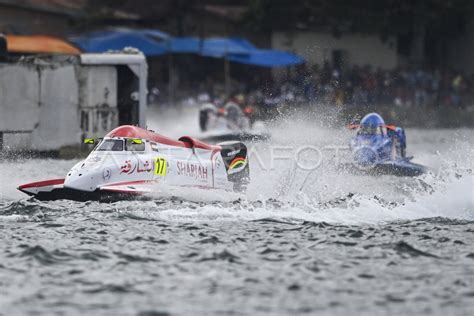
xmin=0 ymin=51 xmax=147 ymax=153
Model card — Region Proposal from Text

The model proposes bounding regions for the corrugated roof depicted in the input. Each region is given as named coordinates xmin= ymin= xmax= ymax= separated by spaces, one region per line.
xmin=6 ymin=35 xmax=81 ymax=54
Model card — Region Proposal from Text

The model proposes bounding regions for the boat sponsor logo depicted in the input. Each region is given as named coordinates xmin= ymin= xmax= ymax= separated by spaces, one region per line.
xmin=103 ymin=168 xmax=112 ymax=181
xmin=215 ymin=158 xmax=222 ymax=169
xmin=87 ymin=155 xmax=102 ymax=163
xmin=177 ymin=162 xmax=208 ymax=180
xmin=150 ymin=142 xmax=159 ymax=152
xmin=120 ymin=160 xmax=135 ymax=174
xmin=137 ymin=160 xmax=153 ymax=173
xmin=229 ymin=157 xmax=246 ymax=170
xmin=226 ymin=149 xmax=240 ymax=157
xmin=120 ymin=159 xmax=153 ymax=175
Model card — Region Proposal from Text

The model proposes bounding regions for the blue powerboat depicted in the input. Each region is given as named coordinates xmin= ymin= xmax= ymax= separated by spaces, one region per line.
xmin=347 ymin=113 xmax=427 ymax=176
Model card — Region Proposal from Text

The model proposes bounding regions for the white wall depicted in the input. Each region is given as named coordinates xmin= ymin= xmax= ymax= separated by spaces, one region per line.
xmin=78 ymin=66 xmax=117 ymax=108
xmin=0 ymin=65 xmax=39 ymax=132
xmin=272 ymin=31 xmax=398 ymax=69
xmin=77 ymin=66 xmax=118 ymax=137
xmin=0 ymin=63 xmax=118 ymax=151
xmin=32 ymin=65 xmax=81 ymax=150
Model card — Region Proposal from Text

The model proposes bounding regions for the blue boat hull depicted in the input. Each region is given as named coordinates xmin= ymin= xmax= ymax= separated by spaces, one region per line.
xmin=371 ymin=160 xmax=427 ymax=176
xmin=341 ymin=159 xmax=427 ymax=177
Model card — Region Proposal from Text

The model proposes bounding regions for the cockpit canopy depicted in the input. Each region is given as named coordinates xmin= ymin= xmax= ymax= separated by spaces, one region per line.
xmin=358 ymin=113 xmax=386 ymax=136
xmin=95 ymin=138 xmax=145 ymax=152
xmin=360 ymin=113 xmax=385 ymax=127
xmin=358 ymin=125 xmax=386 ymax=136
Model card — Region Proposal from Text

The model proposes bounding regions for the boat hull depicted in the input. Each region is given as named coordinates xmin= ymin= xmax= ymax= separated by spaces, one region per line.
xmin=340 ymin=160 xmax=427 ymax=177
xmin=18 ymin=180 xmax=145 ymax=202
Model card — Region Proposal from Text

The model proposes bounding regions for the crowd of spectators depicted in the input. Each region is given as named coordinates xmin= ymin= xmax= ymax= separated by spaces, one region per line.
xmin=265 ymin=63 xmax=473 ymax=108
xmin=157 ymin=62 xmax=474 ymax=111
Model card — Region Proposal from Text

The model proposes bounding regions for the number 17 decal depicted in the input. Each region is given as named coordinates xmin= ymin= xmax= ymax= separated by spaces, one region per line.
xmin=155 ymin=157 xmax=167 ymax=176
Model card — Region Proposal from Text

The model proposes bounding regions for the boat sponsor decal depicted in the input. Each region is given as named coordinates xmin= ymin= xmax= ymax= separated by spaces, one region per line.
xmin=226 ymin=149 xmax=240 ymax=157
xmin=155 ymin=157 xmax=167 ymax=176
xmin=120 ymin=160 xmax=134 ymax=174
xmin=150 ymin=142 xmax=159 ymax=152
xmin=120 ymin=158 xmax=153 ymax=175
xmin=137 ymin=160 xmax=153 ymax=173
xmin=215 ymin=157 xmax=222 ymax=169
xmin=87 ymin=155 xmax=102 ymax=163
xmin=103 ymin=168 xmax=112 ymax=181
xmin=229 ymin=157 xmax=246 ymax=170
xmin=177 ymin=162 xmax=208 ymax=180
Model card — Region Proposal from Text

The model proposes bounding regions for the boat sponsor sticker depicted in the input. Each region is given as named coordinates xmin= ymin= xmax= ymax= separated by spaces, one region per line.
xmin=229 ymin=157 xmax=246 ymax=170
xmin=120 ymin=160 xmax=135 ymax=174
xmin=103 ymin=168 xmax=112 ymax=181
xmin=150 ymin=142 xmax=159 ymax=152
xmin=176 ymin=161 xmax=208 ymax=180
xmin=226 ymin=149 xmax=240 ymax=157
xmin=120 ymin=158 xmax=153 ymax=175
xmin=227 ymin=157 xmax=246 ymax=174
xmin=86 ymin=155 xmax=102 ymax=164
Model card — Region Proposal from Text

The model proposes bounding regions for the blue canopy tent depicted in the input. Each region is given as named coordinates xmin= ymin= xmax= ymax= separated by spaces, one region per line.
xmin=197 ymin=38 xmax=304 ymax=93
xmin=165 ymin=37 xmax=304 ymax=92
xmin=166 ymin=37 xmax=304 ymax=67
xmin=70 ymin=29 xmax=169 ymax=56
xmin=200 ymin=38 xmax=253 ymax=57
xmin=227 ymin=49 xmax=304 ymax=67
xmin=165 ymin=37 xmax=200 ymax=53
xmin=71 ymin=30 xmax=304 ymax=96
xmin=72 ymin=31 xmax=304 ymax=67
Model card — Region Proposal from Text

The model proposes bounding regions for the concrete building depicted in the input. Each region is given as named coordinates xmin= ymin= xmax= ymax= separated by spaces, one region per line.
xmin=272 ymin=31 xmax=398 ymax=70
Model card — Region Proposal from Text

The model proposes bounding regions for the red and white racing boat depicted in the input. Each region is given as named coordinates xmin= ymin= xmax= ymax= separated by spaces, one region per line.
xmin=18 ymin=126 xmax=249 ymax=201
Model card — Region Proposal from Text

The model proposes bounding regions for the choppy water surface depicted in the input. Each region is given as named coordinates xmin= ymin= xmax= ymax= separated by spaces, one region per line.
xmin=0 ymin=115 xmax=473 ymax=315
